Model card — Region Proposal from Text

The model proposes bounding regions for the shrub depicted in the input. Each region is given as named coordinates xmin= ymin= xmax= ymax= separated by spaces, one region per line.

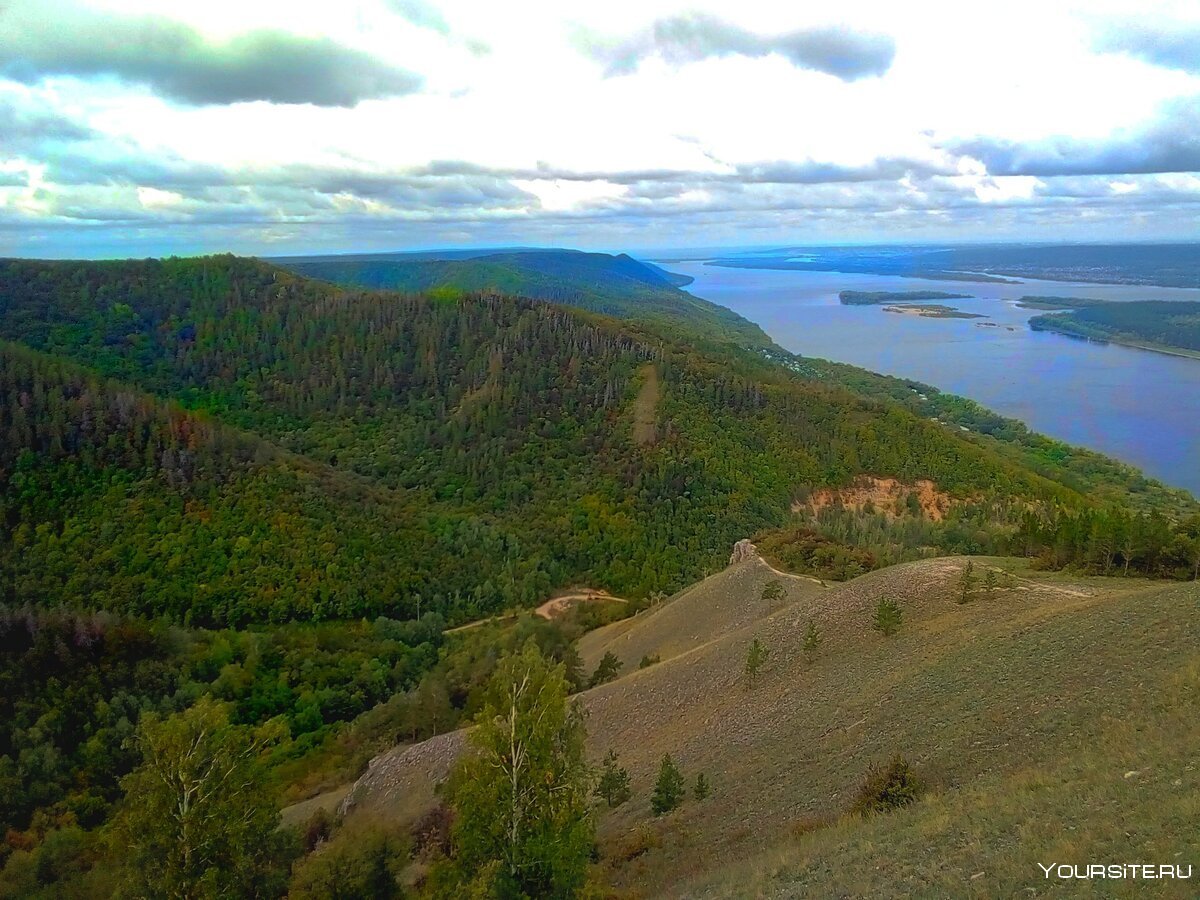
xmin=288 ymin=819 xmax=408 ymax=899
xmin=761 ymin=580 xmax=785 ymax=602
xmin=410 ymin=804 xmax=454 ymax=861
xmin=788 ymin=815 xmax=832 ymax=839
xmin=300 ymin=808 xmax=334 ymax=854
xmin=853 ymin=755 xmax=924 ymax=816
xmin=609 ymin=825 xmax=661 ymax=862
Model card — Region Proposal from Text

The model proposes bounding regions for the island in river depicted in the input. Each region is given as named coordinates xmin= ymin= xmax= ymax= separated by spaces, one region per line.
xmin=883 ymin=303 xmax=987 ymax=319
xmin=839 ymin=289 xmax=973 ymax=305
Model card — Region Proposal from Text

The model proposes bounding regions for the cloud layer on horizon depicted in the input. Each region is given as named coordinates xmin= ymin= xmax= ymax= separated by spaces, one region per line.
xmin=954 ymin=96 xmax=1200 ymax=177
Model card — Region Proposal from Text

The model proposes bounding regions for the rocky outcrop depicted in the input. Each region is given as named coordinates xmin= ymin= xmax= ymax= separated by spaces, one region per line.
xmin=337 ymin=729 xmax=466 ymax=820
xmin=729 ymin=539 xmax=759 ymax=565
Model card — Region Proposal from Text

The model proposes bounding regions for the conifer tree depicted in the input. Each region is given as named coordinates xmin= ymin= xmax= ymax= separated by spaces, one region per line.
xmin=958 ymin=560 xmax=976 ymax=604
xmin=873 ymin=598 xmax=902 ymax=636
xmin=594 ymin=750 xmax=631 ymax=808
xmin=802 ymin=620 xmax=822 ymax=662
xmin=651 ymin=754 xmax=685 ymax=816
xmin=693 ymin=773 xmax=710 ymax=801
xmin=589 ymin=651 xmax=622 ymax=688
xmin=744 ymin=638 xmax=769 ymax=687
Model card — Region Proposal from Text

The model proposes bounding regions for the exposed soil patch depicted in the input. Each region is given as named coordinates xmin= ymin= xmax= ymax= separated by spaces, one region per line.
xmin=797 ymin=476 xmax=953 ymax=522
xmin=631 ymin=363 xmax=660 ymax=446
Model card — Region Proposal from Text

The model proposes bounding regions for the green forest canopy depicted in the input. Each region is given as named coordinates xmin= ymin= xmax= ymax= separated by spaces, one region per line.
xmin=2 ymin=253 xmax=1198 ymax=882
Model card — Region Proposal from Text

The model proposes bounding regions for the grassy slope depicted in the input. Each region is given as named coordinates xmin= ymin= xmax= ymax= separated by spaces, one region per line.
xmin=336 ymin=554 xmax=1200 ymax=897
xmin=690 ymin=579 xmax=1200 ymax=898
xmin=577 ymin=557 xmax=823 ymax=672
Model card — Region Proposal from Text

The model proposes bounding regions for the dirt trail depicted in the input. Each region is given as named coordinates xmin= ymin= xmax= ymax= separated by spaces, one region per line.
xmin=444 ymin=589 xmax=628 ymax=634
xmin=535 ymin=589 xmax=627 ymax=620
xmin=443 ymin=613 xmax=518 ymax=635
xmin=759 ymin=559 xmax=826 ymax=585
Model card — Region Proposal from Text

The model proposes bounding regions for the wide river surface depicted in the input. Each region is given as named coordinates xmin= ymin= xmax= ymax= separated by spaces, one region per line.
xmin=668 ymin=260 xmax=1200 ymax=497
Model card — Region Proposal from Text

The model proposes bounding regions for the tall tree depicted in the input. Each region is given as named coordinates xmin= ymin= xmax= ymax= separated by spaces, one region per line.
xmin=1183 ymin=515 xmax=1200 ymax=581
xmin=440 ymin=642 xmax=593 ymax=898
xmin=114 ymin=698 xmax=285 ymax=900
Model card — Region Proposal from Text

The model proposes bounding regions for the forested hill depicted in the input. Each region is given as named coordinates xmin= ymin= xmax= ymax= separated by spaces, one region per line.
xmin=0 ymin=337 xmax=562 ymax=626
xmin=276 ymin=248 xmax=766 ymax=348
xmin=0 ymin=254 xmax=1193 ymax=633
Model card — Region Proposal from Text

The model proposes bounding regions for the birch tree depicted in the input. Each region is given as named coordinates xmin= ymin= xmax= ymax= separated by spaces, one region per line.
xmin=441 ymin=642 xmax=592 ymax=898
xmin=115 ymin=698 xmax=284 ymax=899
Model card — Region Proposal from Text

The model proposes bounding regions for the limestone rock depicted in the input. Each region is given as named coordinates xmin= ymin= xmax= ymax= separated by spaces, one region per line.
xmin=729 ymin=539 xmax=759 ymax=565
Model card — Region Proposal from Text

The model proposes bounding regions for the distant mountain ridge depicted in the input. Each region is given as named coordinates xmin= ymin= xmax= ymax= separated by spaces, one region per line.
xmin=277 ymin=248 xmax=757 ymax=348
xmin=706 ymin=242 xmax=1200 ymax=288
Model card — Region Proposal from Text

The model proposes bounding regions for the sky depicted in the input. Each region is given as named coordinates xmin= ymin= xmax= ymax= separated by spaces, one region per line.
xmin=1 ymin=0 xmax=1199 ymax=257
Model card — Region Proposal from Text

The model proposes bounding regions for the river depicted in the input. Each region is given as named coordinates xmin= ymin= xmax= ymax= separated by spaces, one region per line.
xmin=668 ymin=260 xmax=1200 ymax=496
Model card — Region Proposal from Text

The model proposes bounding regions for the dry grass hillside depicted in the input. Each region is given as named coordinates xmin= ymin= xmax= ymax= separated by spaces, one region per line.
xmin=333 ymin=551 xmax=1200 ymax=897
xmin=578 ymin=555 xmax=824 ymax=672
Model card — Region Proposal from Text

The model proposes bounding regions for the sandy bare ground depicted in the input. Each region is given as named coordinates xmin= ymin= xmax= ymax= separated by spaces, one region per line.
xmin=535 ymin=589 xmax=627 ymax=620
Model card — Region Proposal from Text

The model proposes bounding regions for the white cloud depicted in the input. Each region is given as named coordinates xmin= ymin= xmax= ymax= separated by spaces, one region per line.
xmin=1 ymin=0 xmax=1199 ymax=255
